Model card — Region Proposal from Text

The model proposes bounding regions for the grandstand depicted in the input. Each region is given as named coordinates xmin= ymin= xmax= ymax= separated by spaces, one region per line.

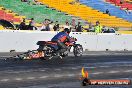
xmin=106 ymin=0 xmax=132 ymax=10
xmin=0 ymin=0 xmax=132 ymax=31
xmin=38 ymin=0 xmax=132 ymax=28
xmin=0 ymin=0 xmax=79 ymax=24
xmin=80 ymin=0 xmax=132 ymax=22
xmin=0 ymin=6 xmax=25 ymax=23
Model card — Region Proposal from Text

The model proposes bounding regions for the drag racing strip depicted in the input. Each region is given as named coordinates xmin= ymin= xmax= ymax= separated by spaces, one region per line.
xmin=1 ymin=68 xmax=132 ymax=83
xmin=0 ymin=61 xmax=132 ymax=74
xmin=1 ymin=60 xmax=132 ymax=70
xmin=1 ymin=51 xmax=132 ymax=58
xmin=63 ymin=61 xmax=132 ymax=67
xmin=0 ymin=64 xmax=131 ymax=75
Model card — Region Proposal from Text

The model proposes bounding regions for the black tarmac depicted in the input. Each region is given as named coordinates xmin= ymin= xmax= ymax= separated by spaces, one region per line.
xmin=0 ymin=51 xmax=132 ymax=88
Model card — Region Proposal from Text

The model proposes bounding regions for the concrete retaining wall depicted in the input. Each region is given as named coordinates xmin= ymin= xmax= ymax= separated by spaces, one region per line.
xmin=0 ymin=30 xmax=132 ymax=52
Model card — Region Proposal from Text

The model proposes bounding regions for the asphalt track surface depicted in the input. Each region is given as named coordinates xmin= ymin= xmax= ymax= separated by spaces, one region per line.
xmin=0 ymin=51 xmax=132 ymax=88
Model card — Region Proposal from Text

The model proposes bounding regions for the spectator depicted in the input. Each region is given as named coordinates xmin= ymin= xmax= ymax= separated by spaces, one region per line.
xmin=49 ymin=21 xmax=54 ymax=31
xmin=71 ymin=19 xmax=76 ymax=28
xmin=0 ymin=24 xmax=4 ymax=30
xmin=19 ymin=18 xmax=26 ymax=30
xmin=21 ymin=0 xmax=28 ymax=2
xmin=120 ymin=0 xmax=124 ymax=4
xmin=41 ymin=20 xmax=46 ymax=31
xmin=76 ymin=22 xmax=82 ymax=32
xmin=28 ymin=18 xmax=36 ymax=30
xmin=69 ymin=0 xmax=79 ymax=4
xmin=64 ymin=22 xmax=71 ymax=29
xmin=71 ymin=19 xmax=76 ymax=31
xmin=32 ymin=0 xmax=41 ymax=5
xmin=45 ymin=19 xmax=50 ymax=31
xmin=53 ymin=21 xmax=59 ymax=31
xmin=88 ymin=22 xmax=92 ymax=29
xmin=125 ymin=8 xmax=131 ymax=15
xmin=105 ymin=9 xmax=110 ymax=15
xmin=102 ymin=26 xmax=107 ymax=32
xmin=76 ymin=0 xmax=80 ymax=3
xmin=82 ymin=25 xmax=89 ymax=32
xmin=103 ymin=28 xmax=115 ymax=33
xmin=94 ymin=21 xmax=103 ymax=33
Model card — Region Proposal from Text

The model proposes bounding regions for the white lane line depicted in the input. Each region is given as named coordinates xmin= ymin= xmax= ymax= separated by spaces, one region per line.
xmin=81 ymin=61 xmax=132 ymax=67
xmin=0 ymin=56 xmax=12 ymax=58
xmin=124 ymin=70 xmax=132 ymax=73
xmin=81 ymin=64 xmax=132 ymax=70
xmin=91 ymin=72 xmax=103 ymax=75
xmin=85 ymin=67 xmax=96 ymax=69
xmin=3 ymin=69 xmax=46 ymax=74
xmin=6 ymin=70 xmax=31 ymax=74
xmin=119 ymin=64 xmax=132 ymax=67
xmin=15 ymin=78 xmax=23 ymax=81
xmin=40 ymin=69 xmax=45 ymax=72
xmin=39 ymin=76 xmax=48 ymax=79
xmin=1 ymin=79 xmax=9 ymax=82
xmin=27 ymin=77 xmax=35 ymax=80
xmin=71 ymin=67 xmax=79 ymax=70
xmin=108 ymin=71 xmax=120 ymax=73
xmin=62 ymin=66 xmax=81 ymax=70
xmin=67 ymin=74 xmax=75 ymax=77
xmin=99 ymin=66 xmax=111 ymax=68
xmin=53 ymin=74 xmax=63 ymax=78
xmin=119 ymin=78 xmax=132 ymax=80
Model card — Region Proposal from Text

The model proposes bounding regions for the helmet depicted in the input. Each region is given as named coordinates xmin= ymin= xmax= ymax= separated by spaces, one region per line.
xmin=64 ymin=28 xmax=70 ymax=34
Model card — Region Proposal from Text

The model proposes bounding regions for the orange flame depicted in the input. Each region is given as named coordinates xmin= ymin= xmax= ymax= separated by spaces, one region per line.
xmin=81 ymin=67 xmax=89 ymax=78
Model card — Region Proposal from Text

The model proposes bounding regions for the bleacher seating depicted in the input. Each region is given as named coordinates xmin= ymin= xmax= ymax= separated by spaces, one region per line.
xmin=106 ymin=0 xmax=132 ymax=10
xmin=0 ymin=0 xmax=74 ymax=24
xmin=0 ymin=0 xmax=132 ymax=29
xmin=0 ymin=6 xmax=25 ymax=23
xmin=80 ymin=0 xmax=132 ymax=22
xmin=38 ymin=0 xmax=132 ymax=28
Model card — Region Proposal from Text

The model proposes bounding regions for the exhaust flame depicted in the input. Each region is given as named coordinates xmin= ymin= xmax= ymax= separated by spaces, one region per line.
xmin=81 ymin=67 xmax=88 ymax=78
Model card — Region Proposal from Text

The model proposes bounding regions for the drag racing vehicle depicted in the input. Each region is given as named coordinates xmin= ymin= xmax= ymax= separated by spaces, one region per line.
xmin=8 ymin=37 xmax=83 ymax=60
